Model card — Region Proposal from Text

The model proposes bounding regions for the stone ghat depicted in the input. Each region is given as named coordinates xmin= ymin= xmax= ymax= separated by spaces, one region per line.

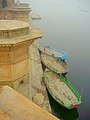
xmin=16 ymin=41 xmax=51 ymax=112
xmin=29 ymin=42 xmax=51 ymax=112
xmin=0 ymin=86 xmax=59 ymax=120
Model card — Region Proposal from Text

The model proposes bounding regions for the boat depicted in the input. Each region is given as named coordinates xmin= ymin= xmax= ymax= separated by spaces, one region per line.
xmin=30 ymin=12 xmax=41 ymax=20
xmin=38 ymin=45 xmax=68 ymax=61
xmin=47 ymin=89 xmax=79 ymax=120
xmin=43 ymin=69 xmax=81 ymax=109
xmin=41 ymin=53 xmax=69 ymax=74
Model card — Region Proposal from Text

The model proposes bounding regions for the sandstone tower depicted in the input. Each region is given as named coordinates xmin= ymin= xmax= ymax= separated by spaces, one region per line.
xmin=0 ymin=20 xmax=42 ymax=89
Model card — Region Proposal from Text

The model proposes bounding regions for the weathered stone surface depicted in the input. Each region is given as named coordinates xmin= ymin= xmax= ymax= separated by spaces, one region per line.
xmin=0 ymin=86 xmax=59 ymax=120
xmin=0 ymin=27 xmax=42 ymax=45
xmin=32 ymin=93 xmax=44 ymax=105
xmin=0 ymin=85 xmax=3 ymax=94
xmin=29 ymin=42 xmax=51 ymax=112
xmin=15 ymin=42 xmax=51 ymax=112
xmin=0 ymin=109 xmax=13 ymax=120
xmin=0 ymin=20 xmax=29 ymax=38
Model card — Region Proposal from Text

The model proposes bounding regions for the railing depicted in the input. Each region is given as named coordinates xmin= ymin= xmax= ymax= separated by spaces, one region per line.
xmin=14 ymin=3 xmax=30 ymax=8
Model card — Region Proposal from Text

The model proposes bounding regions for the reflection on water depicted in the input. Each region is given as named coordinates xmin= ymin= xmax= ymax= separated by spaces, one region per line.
xmin=47 ymin=90 xmax=79 ymax=120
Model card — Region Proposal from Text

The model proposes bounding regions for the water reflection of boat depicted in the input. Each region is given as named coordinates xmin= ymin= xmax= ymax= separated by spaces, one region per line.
xmin=47 ymin=89 xmax=79 ymax=120
xmin=41 ymin=53 xmax=69 ymax=74
xmin=43 ymin=69 xmax=81 ymax=109
xmin=38 ymin=45 xmax=68 ymax=61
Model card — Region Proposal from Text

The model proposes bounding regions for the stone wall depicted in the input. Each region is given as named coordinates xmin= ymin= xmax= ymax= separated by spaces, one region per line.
xmin=0 ymin=0 xmax=14 ymax=9
xmin=12 ymin=10 xmax=30 ymax=22
xmin=7 ymin=0 xmax=14 ymax=8
xmin=0 ymin=9 xmax=30 ymax=22
xmin=0 ymin=10 xmax=12 ymax=19
xmin=0 ymin=44 xmax=29 ymax=87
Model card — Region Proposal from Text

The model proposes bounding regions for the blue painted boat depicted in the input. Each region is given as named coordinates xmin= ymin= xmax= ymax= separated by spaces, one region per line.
xmin=38 ymin=45 xmax=68 ymax=61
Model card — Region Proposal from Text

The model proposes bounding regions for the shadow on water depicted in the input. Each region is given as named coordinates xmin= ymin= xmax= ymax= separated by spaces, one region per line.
xmin=47 ymin=90 xmax=79 ymax=120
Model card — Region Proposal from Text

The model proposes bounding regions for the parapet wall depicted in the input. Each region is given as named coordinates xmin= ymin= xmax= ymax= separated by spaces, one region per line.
xmin=0 ymin=86 xmax=59 ymax=120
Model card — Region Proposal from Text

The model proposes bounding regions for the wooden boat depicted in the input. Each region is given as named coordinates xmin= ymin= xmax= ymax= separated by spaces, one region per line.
xmin=47 ymin=89 xmax=79 ymax=119
xmin=38 ymin=45 xmax=68 ymax=61
xmin=41 ymin=53 xmax=69 ymax=74
xmin=43 ymin=69 xmax=81 ymax=109
xmin=30 ymin=13 xmax=41 ymax=20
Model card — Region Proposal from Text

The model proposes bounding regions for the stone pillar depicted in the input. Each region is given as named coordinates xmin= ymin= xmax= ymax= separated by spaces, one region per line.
xmin=0 ymin=20 xmax=43 ymax=89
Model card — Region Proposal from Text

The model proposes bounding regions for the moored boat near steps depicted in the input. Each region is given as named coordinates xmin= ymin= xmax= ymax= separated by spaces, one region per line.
xmin=41 ymin=53 xmax=69 ymax=74
xmin=38 ymin=45 xmax=68 ymax=61
xmin=47 ymin=89 xmax=79 ymax=120
xmin=43 ymin=69 xmax=82 ymax=109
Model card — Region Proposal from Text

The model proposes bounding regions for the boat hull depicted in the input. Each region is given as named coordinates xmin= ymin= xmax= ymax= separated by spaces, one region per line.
xmin=38 ymin=45 xmax=68 ymax=61
xmin=47 ymin=89 xmax=79 ymax=120
xmin=41 ymin=53 xmax=69 ymax=74
xmin=43 ymin=70 xmax=81 ymax=109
